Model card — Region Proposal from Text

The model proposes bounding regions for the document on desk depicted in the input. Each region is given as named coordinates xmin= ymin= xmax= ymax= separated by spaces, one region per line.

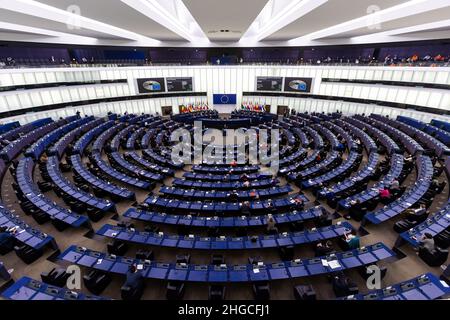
xmin=328 ymin=260 xmax=342 ymax=269
xmin=321 ymin=259 xmax=328 ymax=267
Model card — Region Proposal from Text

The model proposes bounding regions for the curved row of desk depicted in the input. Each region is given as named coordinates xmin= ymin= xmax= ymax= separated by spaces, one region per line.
xmin=144 ymin=193 xmax=309 ymax=214
xmin=364 ymin=155 xmax=433 ymax=224
xmin=123 ymin=206 xmax=326 ymax=228
xmin=341 ymin=273 xmax=450 ymax=300
xmin=2 ymin=276 xmax=109 ymax=300
xmin=57 ymin=242 xmax=395 ymax=283
xmin=158 ymin=185 xmax=293 ymax=201
xmin=96 ymin=221 xmax=354 ymax=250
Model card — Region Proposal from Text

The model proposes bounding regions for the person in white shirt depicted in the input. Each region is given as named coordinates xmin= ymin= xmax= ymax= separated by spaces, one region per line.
xmin=418 ymin=233 xmax=436 ymax=253
xmin=266 ymin=214 xmax=278 ymax=234
xmin=390 ymin=179 xmax=400 ymax=191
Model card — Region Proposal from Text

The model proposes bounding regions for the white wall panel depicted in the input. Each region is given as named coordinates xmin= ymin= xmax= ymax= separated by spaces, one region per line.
xmin=0 ymin=65 xmax=447 ymax=124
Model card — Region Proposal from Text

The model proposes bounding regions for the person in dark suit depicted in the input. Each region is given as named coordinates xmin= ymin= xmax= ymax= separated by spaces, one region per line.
xmin=270 ymin=178 xmax=278 ymax=187
xmin=240 ymin=173 xmax=249 ymax=182
xmin=316 ymin=209 xmax=332 ymax=227
xmin=0 ymin=139 xmax=10 ymax=148
xmin=0 ymin=226 xmax=15 ymax=246
xmin=315 ymin=240 xmax=334 ymax=257
xmin=332 ymin=272 xmax=355 ymax=297
xmin=240 ymin=201 xmax=251 ymax=216
xmin=124 ymin=264 xmax=144 ymax=291
xmin=293 ymin=197 xmax=304 ymax=210
xmin=228 ymin=190 xmax=239 ymax=202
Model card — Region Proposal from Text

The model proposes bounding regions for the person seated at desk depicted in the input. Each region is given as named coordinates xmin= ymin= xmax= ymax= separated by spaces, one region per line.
xmin=267 ymin=200 xmax=277 ymax=214
xmin=240 ymin=201 xmax=251 ymax=216
xmin=337 ymin=139 xmax=346 ymax=152
xmin=249 ymin=190 xmax=259 ymax=200
xmin=405 ymin=204 xmax=427 ymax=219
xmin=242 ymin=180 xmax=250 ymax=188
xmin=0 ymin=227 xmax=16 ymax=243
xmin=332 ymin=272 xmax=357 ymax=297
xmin=270 ymin=178 xmax=278 ymax=187
xmin=316 ymin=209 xmax=332 ymax=226
xmin=348 ymin=199 xmax=368 ymax=221
xmin=343 ymin=231 xmax=360 ymax=250
xmin=379 ymin=187 xmax=391 ymax=201
xmin=230 ymin=160 xmax=238 ymax=168
xmin=404 ymin=155 xmax=414 ymax=162
xmin=379 ymin=156 xmax=390 ymax=167
xmin=389 ymin=179 xmax=400 ymax=192
xmin=39 ymin=152 xmax=49 ymax=164
xmin=124 ymin=264 xmax=144 ymax=292
xmin=315 ymin=240 xmax=334 ymax=257
xmin=228 ymin=190 xmax=239 ymax=202
xmin=315 ymin=153 xmax=322 ymax=162
xmin=293 ymin=198 xmax=304 ymax=210
xmin=240 ymin=173 xmax=249 ymax=182
xmin=0 ymin=261 xmax=13 ymax=281
xmin=0 ymin=139 xmax=10 ymax=148
xmin=0 ymin=226 xmax=17 ymax=253
xmin=404 ymin=155 xmax=415 ymax=170
xmin=414 ymin=233 xmax=436 ymax=254
xmin=67 ymin=143 xmax=75 ymax=155
xmin=431 ymin=178 xmax=446 ymax=193
xmin=266 ymin=214 xmax=278 ymax=234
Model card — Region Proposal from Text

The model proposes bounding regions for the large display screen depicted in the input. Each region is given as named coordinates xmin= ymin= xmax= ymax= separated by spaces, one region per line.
xmin=256 ymin=77 xmax=283 ymax=91
xmin=136 ymin=78 xmax=166 ymax=93
xmin=167 ymin=77 xmax=193 ymax=92
xmin=283 ymin=77 xmax=313 ymax=93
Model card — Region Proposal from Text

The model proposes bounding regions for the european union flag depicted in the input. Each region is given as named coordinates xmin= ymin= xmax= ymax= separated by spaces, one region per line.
xmin=213 ymin=94 xmax=237 ymax=104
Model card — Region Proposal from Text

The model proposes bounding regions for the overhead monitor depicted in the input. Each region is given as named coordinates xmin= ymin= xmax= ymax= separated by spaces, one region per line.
xmin=256 ymin=77 xmax=283 ymax=91
xmin=136 ymin=78 xmax=166 ymax=93
xmin=167 ymin=77 xmax=193 ymax=92
xmin=284 ymin=77 xmax=313 ymax=93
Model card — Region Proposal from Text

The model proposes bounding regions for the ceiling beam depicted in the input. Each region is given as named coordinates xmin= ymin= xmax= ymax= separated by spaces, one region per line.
xmin=288 ymin=0 xmax=450 ymax=44
xmin=0 ymin=21 xmax=96 ymax=39
xmin=121 ymin=0 xmax=209 ymax=44
xmin=0 ymin=0 xmax=161 ymax=44
xmin=350 ymin=18 xmax=450 ymax=43
xmin=240 ymin=0 xmax=328 ymax=43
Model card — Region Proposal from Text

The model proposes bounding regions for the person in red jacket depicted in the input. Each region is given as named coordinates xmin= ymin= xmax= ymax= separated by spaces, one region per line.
xmin=379 ymin=187 xmax=391 ymax=199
